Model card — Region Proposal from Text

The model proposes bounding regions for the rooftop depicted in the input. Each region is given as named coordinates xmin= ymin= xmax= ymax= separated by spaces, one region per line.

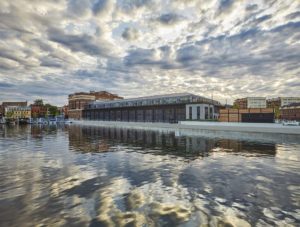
xmin=87 ymin=92 xmax=221 ymax=109
xmin=281 ymin=102 xmax=300 ymax=108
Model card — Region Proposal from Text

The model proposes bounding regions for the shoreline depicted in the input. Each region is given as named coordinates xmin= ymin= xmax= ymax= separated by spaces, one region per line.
xmin=73 ymin=120 xmax=300 ymax=135
xmin=72 ymin=121 xmax=300 ymax=144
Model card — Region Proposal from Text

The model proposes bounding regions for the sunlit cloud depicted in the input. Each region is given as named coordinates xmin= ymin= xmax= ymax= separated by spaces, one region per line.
xmin=0 ymin=0 xmax=299 ymax=105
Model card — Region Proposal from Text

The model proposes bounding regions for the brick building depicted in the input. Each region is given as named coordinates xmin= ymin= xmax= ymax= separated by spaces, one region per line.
xmin=219 ymin=108 xmax=274 ymax=123
xmin=280 ymin=103 xmax=300 ymax=121
xmin=30 ymin=104 xmax=48 ymax=118
xmin=267 ymin=97 xmax=300 ymax=119
xmin=68 ymin=91 xmax=123 ymax=119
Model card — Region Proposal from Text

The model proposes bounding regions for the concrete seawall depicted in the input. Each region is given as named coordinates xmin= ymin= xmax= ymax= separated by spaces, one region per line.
xmin=72 ymin=120 xmax=300 ymax=143
xmin=73 ymin=120 xmax=300 ymax=135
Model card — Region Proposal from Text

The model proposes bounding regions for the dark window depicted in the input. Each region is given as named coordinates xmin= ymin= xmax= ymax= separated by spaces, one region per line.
xmin=189 ymin=107 xmax=192 ymax=120
xmin=205 ymin=107 xmax=208 ymax=119
xmin=210 ymin=107 xmax=213 ymax=119
xmin=197 ymin=106 xmax=201 ymax=119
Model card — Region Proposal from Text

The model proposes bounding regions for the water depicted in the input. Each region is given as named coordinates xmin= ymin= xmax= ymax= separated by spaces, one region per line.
xmin=0 ymin=124 xmax=299 ymax=227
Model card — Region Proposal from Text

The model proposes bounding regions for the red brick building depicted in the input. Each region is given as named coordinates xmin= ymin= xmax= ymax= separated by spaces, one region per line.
xmin=219 ymin=108 xmax=274 ymax=123
xmin=68 ymin=91 xmax=123 ymax=120
xmin=30 ymin=105 xmax=48 ymax=118
xmin=280 ymin=103 xmax=300 ymax=121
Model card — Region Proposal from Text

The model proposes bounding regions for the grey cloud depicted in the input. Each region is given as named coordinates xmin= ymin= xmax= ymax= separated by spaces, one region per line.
xmin=124 ymin=46 xmax=178 ymax=70
xmin=121 ymin=27 xmax=139 ymax=41
xmin=255 ymin=14 xmax=272 ymax=24
xmin=246 ymin=4 xmax=258 ymax=11
xmin=286 ymin=11 xmax=300 ymax=20
xmin=67 ymin=0 xmax=91 ymax=18
xmin=0 ymin=82 xmax=14 ymax=88
xmin=47 ymin=27 xmax=111 ymax=57
xmin=40 ymin=56 xmax=63 ymax=68
xmin=118 ymin=0 xmax=152 ymax=11
xmin=157 ymin=13 xmax=183 ymax=26
xmin=218 ymin=0 xmax=234 ymax=13
xmin=92 ymin=0 xmax=109 ymax=15
xmin=176 ymin=21 xmax=300 ymax=77
xmin=124 ymin=48 xmax=158 ymax=66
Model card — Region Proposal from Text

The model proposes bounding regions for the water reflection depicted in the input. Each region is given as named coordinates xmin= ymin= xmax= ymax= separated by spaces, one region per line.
xmin=69 ymin=125 xmax=276 ymax=157
xmin=0 ymin=125 xmax=299 ymax=227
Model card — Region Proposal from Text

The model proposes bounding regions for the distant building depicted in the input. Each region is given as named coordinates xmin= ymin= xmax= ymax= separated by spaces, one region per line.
xmin=267 ymin=97 xmax=300 ymax=108
xmin=58 ymin=105 xmax=69 ymax=118
xmin=234 ymin=97 xmax=266 ymax=109
xmin=267 ymin=97 xmax=300 ymax=119
xmin=83 ymin=93 xmax=221 ymax=123
xmin=1 ymin=101 xmax=28 ymax=116
xmin=280 ymin=103 xmax=300 ymax=121
xmin=219 ymin=108 xmax=274 ymax=123
xmin=0 ymin=104 xmax=2 ymax=118
xmin=68 ymin=91 xmax=123 ymax=120
xmin=5 ymin=106 xmax=31 ymax=119
xmin=30 ymin=104 xmax=48 ymax=118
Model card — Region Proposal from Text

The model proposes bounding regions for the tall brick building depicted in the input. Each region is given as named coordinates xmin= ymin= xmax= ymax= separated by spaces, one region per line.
xmin=68 ymin=91 xmax=123 ymax=119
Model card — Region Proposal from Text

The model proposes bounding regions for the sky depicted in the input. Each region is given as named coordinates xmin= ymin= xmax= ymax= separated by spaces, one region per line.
xmin=0 ymin=0 xmax=300 ymax=106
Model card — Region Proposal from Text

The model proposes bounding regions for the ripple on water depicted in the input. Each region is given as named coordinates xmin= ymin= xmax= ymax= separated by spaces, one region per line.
xmin=1 ymin=125 xmax=300 ymax=227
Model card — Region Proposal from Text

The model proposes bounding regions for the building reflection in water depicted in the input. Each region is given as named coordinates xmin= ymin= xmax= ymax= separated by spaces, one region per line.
xmin=2 ymin=125 xmax=300 ymax=227
xmin=68 ymin=125 xmax=276 ymax=157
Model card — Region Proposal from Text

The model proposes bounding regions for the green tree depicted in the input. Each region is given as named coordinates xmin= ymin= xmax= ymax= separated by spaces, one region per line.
xmin=6 ymin=111 xmax=14 ymax=118
xmin=34 ymin=99 xmax=44 ymax=106
xmin=45 ymin=104 xmax=58 ymax=116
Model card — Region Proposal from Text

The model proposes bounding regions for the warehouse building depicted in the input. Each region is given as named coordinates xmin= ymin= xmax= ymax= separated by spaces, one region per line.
xmin=83 ymin=93 xmax=221 ymax=123
xmin=219 ymin=108 xmax=275 ymax=123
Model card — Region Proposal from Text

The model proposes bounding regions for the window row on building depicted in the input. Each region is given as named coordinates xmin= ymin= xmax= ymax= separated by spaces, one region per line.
xmin=82 ymin=93 xmax=220 ymax=123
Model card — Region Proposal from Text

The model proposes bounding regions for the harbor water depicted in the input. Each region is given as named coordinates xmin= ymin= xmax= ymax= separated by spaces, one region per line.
xmin=0 ymin=124 xmax=299 ymax=226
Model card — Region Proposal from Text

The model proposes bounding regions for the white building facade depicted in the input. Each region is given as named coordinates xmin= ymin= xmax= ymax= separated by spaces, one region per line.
xmin=185 ymin=104 xmax=218 ymax=120
xmin=247 ymin=97 xmax=266 ymax=108
xmin=280 ymin=97 xmax=300 ymax=107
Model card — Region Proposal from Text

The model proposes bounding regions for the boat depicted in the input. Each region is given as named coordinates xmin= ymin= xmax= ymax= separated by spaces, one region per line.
xmin=64 ymin=120 xmax=73 ymax=124
xmin=282 ymin=120 xmax=300 ymax=126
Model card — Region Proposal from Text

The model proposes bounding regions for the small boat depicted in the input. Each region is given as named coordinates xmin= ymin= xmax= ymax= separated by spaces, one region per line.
xmin=64 ymin=120 xmax=73 ymax=124
xmin=282 ymin=120 xmax=300 ymax=126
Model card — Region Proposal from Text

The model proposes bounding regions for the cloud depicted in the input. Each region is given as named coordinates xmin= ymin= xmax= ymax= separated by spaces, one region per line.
xmin=47 ymin=27 xmax=112 ymax=57
xmin=0 ymin=0 xmax=299 ymax=105
xmin=156 ymin=13 xmax=184 ymax=26
xmin=121 ymin=27 xmax=139 ymax=41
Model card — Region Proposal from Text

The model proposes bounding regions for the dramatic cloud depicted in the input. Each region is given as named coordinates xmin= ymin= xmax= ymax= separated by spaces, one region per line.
xmin=0 ymin=0 xmax=300 ymax=105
